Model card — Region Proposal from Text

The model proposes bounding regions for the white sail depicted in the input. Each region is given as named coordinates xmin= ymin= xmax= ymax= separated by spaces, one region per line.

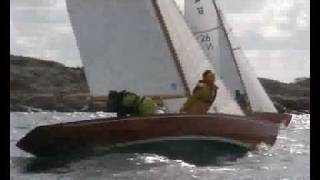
xmin=154 ymin=0 xmax=243 ymax=115
xmin=67 ymin=0 xmax=243 ymax=115
xmin=66 ymin=0 xmax=187 ymax=98
xmin=219 ymin=10 xmax=277 ymax=112
xmin=185 ymin=0 xmax=277 ymax=113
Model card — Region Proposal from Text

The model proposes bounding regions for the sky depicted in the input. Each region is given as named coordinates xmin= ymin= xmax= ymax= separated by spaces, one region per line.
xmin=10 ymin=0 xmax=309 ymax=83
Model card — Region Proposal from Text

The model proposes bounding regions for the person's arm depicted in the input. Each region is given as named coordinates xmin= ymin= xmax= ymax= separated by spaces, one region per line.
xmin=210 ymin=85 xmax=218 ymax=103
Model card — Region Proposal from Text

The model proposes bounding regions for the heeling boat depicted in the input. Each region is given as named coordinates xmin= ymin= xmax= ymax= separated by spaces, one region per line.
xmin=16 ymin=0 xmax=291 ymax=157
xmin=17 ymin=113 xmax=290 ymax=157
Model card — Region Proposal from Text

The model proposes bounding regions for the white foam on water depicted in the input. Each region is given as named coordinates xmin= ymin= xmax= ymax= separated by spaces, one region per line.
xmin=10 ymin=112 xmax=310 ymax=180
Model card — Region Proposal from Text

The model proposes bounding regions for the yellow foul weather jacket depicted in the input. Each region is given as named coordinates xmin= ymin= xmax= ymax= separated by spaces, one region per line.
xmin=180 ymin=80 xmax=218 ymax=114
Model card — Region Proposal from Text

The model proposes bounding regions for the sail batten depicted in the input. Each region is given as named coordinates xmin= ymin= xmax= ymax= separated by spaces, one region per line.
xmin=193 ymin=26 xmax=221 ymax=34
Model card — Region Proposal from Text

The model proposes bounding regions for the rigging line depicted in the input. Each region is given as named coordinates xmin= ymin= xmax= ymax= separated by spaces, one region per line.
xmin=193 ymin=26 xmax=221 ymax=34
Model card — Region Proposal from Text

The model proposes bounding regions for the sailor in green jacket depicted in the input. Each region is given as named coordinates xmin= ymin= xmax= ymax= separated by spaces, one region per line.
xmin=106 ymin=91 xmax=159 ymax=117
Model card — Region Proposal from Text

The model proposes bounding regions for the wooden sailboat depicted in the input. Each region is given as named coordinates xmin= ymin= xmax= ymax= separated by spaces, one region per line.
xmin=16 ymin=0 xmax=291 ymax=157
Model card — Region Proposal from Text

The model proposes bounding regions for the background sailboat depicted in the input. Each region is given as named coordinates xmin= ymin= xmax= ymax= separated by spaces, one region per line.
xmin=185 ymin=0 xmax=277 ymax=113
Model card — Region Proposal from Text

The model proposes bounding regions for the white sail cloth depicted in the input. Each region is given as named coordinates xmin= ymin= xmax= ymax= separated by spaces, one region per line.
xmin=66 ymin=0 xmax=244 ymax=115
xmin=66 ymin=0 xmax=186 ymax=97
xmin=219 ymin=12 xmax=277 ymax=112
xmin=155 ymin=0 xmax=243 ymax=115
xmin=184 ymin=0 xmax=277 ymax=113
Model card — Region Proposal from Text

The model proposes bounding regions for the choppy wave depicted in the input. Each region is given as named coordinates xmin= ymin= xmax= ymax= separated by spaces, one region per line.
xmin=10 ymin=112 xmax=310 ymax=180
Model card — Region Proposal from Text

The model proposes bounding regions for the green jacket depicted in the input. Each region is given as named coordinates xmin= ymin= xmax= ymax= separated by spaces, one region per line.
xmin=122 ymin=92 xmax=157 ymax=116
xmin=107 ymin=91 xmax=157 ymax=116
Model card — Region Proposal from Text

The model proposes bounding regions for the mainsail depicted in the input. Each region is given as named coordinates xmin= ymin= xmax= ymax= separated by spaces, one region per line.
xmin=185 ymin=0 xmax=277 ymax=113
xmin=66 ymin=0 xmax=243 ymax=115
xmin=66 ymin=0 xmax=191 ymax=98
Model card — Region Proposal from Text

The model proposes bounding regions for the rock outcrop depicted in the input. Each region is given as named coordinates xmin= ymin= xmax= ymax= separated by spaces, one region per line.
xmin=10 ymin=55 xmax=89 ymax=112
xmin=10 ymin=55 xmax=310 ymax=113
xmin=258 ymin=78 xmax=309 ymax=113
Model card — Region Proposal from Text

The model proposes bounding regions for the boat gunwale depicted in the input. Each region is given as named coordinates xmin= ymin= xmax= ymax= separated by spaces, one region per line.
xmin=42 ymin=112 xmax=290 ymax=128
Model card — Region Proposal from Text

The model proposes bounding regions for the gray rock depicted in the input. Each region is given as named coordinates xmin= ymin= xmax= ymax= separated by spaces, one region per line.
xmin=10 ymin=55 xmax=310 ymax=112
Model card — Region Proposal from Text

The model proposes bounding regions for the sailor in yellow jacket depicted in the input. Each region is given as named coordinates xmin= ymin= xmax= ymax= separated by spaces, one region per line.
xmin=180 ymin=70 xmax=218 ymax=114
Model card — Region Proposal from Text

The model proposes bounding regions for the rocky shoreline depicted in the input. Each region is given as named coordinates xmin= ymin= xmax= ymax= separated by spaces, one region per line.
xmin=10 ymin=55 xmax=310 ymax=113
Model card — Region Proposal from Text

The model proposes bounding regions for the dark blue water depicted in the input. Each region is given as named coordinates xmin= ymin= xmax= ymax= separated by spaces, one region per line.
xmin=10 ymin=112 xmax=310 ymax=180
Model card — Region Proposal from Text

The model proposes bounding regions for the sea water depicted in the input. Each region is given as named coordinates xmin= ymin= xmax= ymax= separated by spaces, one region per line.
xmin=10 ymin=112 xmax=310 ymax=180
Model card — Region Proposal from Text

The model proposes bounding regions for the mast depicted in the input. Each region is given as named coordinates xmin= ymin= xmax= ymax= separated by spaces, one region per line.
xmin=184 ymin=0 xmax=276 ymax=113
xmin=67 ymin=0 xmax=244 ymax=115
xmin=212 ymin=0 xmax=277 ymax=112
xmin=152 ymin=0 xmax=191 ymax=96
xmin=157 ymin=0 xmax=244 ymax=115
xmin=66 ymin=0 xmax=188 ymax=99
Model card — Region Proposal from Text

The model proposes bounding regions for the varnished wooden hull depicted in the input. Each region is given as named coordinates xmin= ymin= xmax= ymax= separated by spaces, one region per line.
xmin=16 ymin=112 xmax=291 ymax=157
